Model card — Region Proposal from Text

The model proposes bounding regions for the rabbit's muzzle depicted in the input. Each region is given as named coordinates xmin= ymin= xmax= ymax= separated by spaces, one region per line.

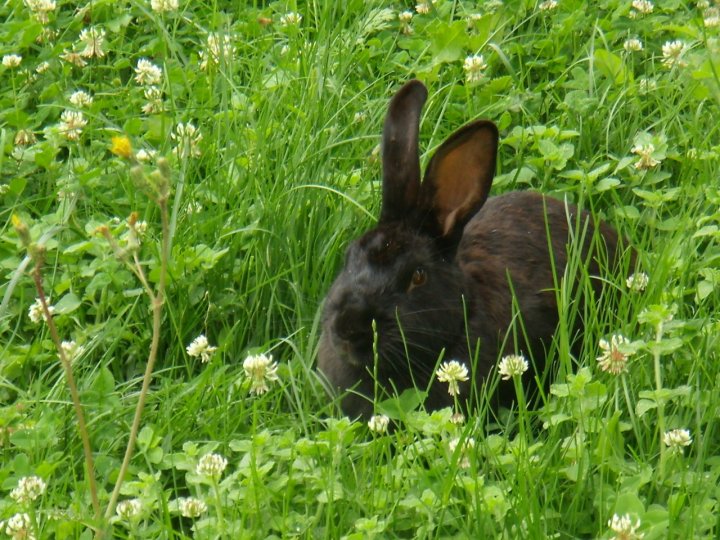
xmin=331 ymin=294 xmax=377 ymax=361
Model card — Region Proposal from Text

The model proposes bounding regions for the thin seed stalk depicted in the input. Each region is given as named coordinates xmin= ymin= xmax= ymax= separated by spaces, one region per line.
xmin=31 ymin=261 xmax=101 ymax=520
xmin=372 ymin=318 xmax=379 ymax=409
xmin=104 ymin=197 xmax=169 ymax=522
xmin=653 ymin=321 xmax=667 ymax=480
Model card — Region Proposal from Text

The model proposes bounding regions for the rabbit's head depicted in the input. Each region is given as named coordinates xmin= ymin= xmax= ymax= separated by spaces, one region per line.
xmin=318 ymin=80 xmax=499 ymax=409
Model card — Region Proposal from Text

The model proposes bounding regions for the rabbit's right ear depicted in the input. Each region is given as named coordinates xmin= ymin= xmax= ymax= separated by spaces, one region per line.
xmin=419 ymin=120 xmax=498 ymax=240
xmin=380 ymin=80 xmax=428 ymax=223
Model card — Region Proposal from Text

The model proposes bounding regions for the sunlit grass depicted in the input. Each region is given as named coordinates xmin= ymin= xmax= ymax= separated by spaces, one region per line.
xmin=1 ymin=0 xmax=719 ymax=538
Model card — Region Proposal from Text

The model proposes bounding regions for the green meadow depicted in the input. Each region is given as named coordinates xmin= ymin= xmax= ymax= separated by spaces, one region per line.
xmin=1 ymin=0 xmax=719 ymax=538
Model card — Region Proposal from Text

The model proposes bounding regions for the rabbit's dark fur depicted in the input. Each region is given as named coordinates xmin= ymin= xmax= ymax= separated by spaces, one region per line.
xmin=318 ymin=80 xmax=626 ymax=419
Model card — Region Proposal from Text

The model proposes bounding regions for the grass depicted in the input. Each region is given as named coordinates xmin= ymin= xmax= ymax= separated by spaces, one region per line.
xmin=1 ymin=0 xmax=720 ymax=538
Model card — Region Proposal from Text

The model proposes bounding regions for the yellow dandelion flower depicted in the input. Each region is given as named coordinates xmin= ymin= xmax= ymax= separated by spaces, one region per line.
xmin=12 ymin=214 xmax=31 ymax=246
xmin=110 ymin=136 xmax=133 ymax=158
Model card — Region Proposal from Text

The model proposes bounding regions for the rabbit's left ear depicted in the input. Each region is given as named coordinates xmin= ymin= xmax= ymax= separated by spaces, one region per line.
xmin=419 ymin=120 xmax=498 ymax=238
xmin=380 ymin=80 xmax=428 ymax=223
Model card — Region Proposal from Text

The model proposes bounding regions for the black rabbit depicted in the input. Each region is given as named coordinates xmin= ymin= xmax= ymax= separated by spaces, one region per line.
xmin=318 ymin=80 xmax=625 ymax=419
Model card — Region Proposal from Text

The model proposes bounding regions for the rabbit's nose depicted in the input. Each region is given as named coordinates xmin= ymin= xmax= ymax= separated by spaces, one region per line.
xmin=334 ymin=303 xmax=375 ymax=345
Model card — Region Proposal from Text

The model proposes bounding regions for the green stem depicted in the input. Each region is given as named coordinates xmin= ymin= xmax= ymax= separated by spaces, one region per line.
xmin=653 ymin=322 xmax=666 ymax=480
xmin=372 ymin=319 xmax=379 ymax=411
xmin=620 ymin=375 xmax=640 ymax=444
xmin=212 ymin=478 xmax=227 ymax=537
xmin=513 ymin=374 xmax=529 ymax=439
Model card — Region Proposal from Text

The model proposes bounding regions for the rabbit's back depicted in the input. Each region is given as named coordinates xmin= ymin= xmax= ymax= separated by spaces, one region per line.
xmin=454 ymin=191 xmax=620 ymax=389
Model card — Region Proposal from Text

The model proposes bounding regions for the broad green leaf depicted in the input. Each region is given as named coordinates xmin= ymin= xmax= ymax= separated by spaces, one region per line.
xmin=636 ymin=399 xmax=657 ymax=417
xmin=53 ymin=292 xmax=81 ymax=314
xmin=428 ymin=21 xmax=467 ymax=64
xmin=594 ymin=49 xmax=628 ymax=84
xmin=595 ymin=177 xmax=621 ymax=191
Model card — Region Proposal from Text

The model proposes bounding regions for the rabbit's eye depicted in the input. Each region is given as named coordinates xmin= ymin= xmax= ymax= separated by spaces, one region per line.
xmin=409 ymin=267 xmax=427 ymax=290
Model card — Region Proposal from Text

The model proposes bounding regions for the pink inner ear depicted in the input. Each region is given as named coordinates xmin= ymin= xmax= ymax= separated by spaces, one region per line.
xmin=442 ymin=208 xmax=461 ymax=236
xmin=433 ymin=143 xmax=493 ymax=236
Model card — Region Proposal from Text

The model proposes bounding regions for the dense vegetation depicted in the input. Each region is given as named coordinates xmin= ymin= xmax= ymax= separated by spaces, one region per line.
xmin=1 ymin=0 xmax=719 ymax=538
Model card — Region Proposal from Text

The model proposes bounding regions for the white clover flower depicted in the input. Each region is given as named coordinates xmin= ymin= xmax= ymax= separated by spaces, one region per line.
xmin=353 ymin=111 xmax=367 ymax=123
xmin=171 ymin=122 xmax=203 ymax=158
xmin=14 ymin=129 xmax=36 ymax=146
xmin=25 ymin=0 xmax=57 ymax=20
xmin=626 ymin=272 xmax=649 ymax=292
xmin=10 ymin=476 xmax=47 ymax=503
xmin=279 ymin=11 xmax=302 ymax=26
xmin=697 ymin=0 xmax=710 ymax=9
xmin=3 ymin=54 xmax=22 ymax=68
xmin=367 ymin=414 xmax=390 ymax=433
xmin=150 ymin=0 xmax=178 ymax=13
xmin=623 ymin=38 xmax=643 ymax=52
xmin=134 ymin=58 xmax=163 ymax=85
xmin=436 ymin=360 xmax=469 ymax=397
xmin=416 ymin=2 xmax=430 ymax=14
xmin=60 ymin=50 xmax=87 ymax=67
xmin=450 ymin=412 xmax=465 ymax=425
xmin=184 ymin=201 xmax=203 ymax=214
xmin=243 ymin=353 xmax=280 ymax=395
xmin=135 ymin=148 xmax=158 ymax=162
xmin=448 ymin=436 xmax=475 ymax=469
xmin=398 ymin=10 xmax=413 ymax=23
xmin=35 ymin=0 xmax=57 ymax=11
xmin=116 ymin=499 xmax=142 ymax=520
xmin=78 ymin=27 xmax=106 ymax=58
xmin=398 ymin=10 xmax=413 ymax=34
xmin=141 ymin=85 xmax=164 ymax=114
xmin=196 ymin=452 xmax=228 ymax=478
xmin=703 ymin=7 xmax=720 ymax=27
xmin=597 ymin=334 xmax=633 ymax=375
xmin=608 ymin=514 xmax=643 ymax=540
xmin=25 ymin=0 xmax=56 ymax=23
xmin=69 ymin=90 xmax=93 ymax=107
xmin=35 ymin=61 xmax=50 ymax=74
xmin=178 ymin=497 xmax=207 ymax=518
xmin=463 ymin=54 xmax=488 ymax=83
xmin=1 ymin=513 xmax=34 ymax=540
xmin=186 ymin=334 xmax=217 ymax=363
xmin=369 ymin=143 xmax=381 ymax=164
xmin=631 ymin=143 xmax=659 ymax=170
xmin=661 ymin=40 xmax=688 ymax=68
xmin=28 ymin=297 xmax=54 ymax=324
xmin=631 ymin=0 xmax=653 ymax=14
xmin=59 ymin=340 xmax=84 ymax=363
xmin=497 ymin=354 xmax=529 ymax=380
xmin=199 ymin=33 xmax=236 ymax=70
xmin=538 ymin=0 xmax=558 ymax=11
xmin=37 ymin=27 xmax=57 ymax=43
xmin=637 ymin=77 xmax=657 ymax=94
xmin=58 ymin=110 xmax=87 ymax=140
xmin=134 ymin=221 xmax=148 ymax=235
xmin=663 ymin=428 xmax=692 ymax=454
